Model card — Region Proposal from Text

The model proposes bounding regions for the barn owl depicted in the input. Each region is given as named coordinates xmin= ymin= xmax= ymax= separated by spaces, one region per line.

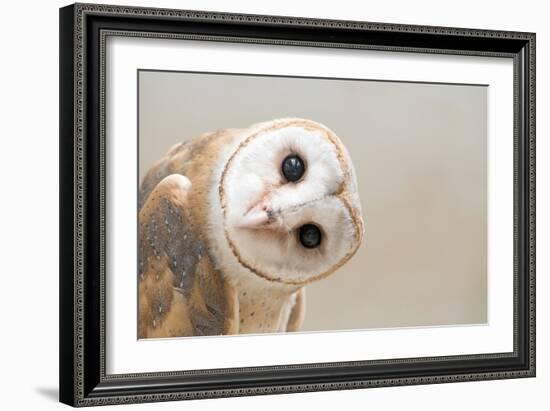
xmin=138 ymin=118 xmax=364 ymax=338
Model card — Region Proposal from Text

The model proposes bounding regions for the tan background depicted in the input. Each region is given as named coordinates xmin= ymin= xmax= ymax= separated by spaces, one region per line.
xmin=138 ymin=70 xmax=487 ymax=331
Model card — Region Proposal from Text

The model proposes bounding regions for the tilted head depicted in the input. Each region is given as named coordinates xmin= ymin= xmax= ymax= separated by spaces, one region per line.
xmin=215 ymin=118 xmax=364 ymax=286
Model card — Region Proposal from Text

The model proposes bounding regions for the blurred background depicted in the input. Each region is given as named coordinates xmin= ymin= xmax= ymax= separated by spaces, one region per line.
xmin=138 ymin=70 xmax=487 ymax=331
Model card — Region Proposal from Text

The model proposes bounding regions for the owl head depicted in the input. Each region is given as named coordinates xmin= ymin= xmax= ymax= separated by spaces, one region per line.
xmin=211 ymin=118 xmax=364 ymax=286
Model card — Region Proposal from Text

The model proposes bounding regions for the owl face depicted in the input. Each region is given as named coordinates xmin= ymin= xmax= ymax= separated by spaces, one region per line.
xmin=217 ymin=119 xmax=364 ymax=285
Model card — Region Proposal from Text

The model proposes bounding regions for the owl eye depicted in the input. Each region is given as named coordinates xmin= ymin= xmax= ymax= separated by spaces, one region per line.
xmin=298 ymin=224 xmax=322 ymax=249
xmin=282 ymin=154 xmax=305 ymax=182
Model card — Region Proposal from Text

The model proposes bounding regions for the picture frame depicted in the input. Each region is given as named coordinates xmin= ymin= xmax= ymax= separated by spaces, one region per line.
xmin=59 ymin=2 xmax=536 ymax=407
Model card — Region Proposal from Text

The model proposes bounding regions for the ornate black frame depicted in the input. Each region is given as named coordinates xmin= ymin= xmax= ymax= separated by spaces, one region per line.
xmin=59 ymin=3 xmax=536 ymax=407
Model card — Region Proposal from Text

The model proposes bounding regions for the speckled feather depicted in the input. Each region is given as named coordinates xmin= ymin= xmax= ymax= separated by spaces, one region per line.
xmin=138 ymin=129 xmax=241 ymax=338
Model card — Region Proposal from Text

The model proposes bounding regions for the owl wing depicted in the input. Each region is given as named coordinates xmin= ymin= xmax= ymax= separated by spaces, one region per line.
xmin=138 ymin=174 xmax=239 ymax=338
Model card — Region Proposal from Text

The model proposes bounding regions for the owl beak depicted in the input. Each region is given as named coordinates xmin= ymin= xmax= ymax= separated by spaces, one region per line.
xmin=236 ymin=203 xmax=279 ymax=230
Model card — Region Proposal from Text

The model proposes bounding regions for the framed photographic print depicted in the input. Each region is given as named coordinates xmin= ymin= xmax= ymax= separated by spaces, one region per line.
xmin=59 ymin=2 xmax=536 ymax=407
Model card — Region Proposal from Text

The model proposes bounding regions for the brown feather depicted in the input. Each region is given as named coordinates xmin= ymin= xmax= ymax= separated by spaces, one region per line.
xmin=138 ymin=169 xmax=238 ymax=338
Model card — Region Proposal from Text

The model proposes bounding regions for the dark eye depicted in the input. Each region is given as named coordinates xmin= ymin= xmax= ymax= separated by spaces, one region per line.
xmin=299 ymin=224 xmax=322 ymax=249
xmin=282 ymin=154 xmax=305 ymax=182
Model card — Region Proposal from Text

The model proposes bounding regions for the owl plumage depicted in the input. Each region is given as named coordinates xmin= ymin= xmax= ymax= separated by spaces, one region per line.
xmin=138 ymin=118 xmax=363 ymax=338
